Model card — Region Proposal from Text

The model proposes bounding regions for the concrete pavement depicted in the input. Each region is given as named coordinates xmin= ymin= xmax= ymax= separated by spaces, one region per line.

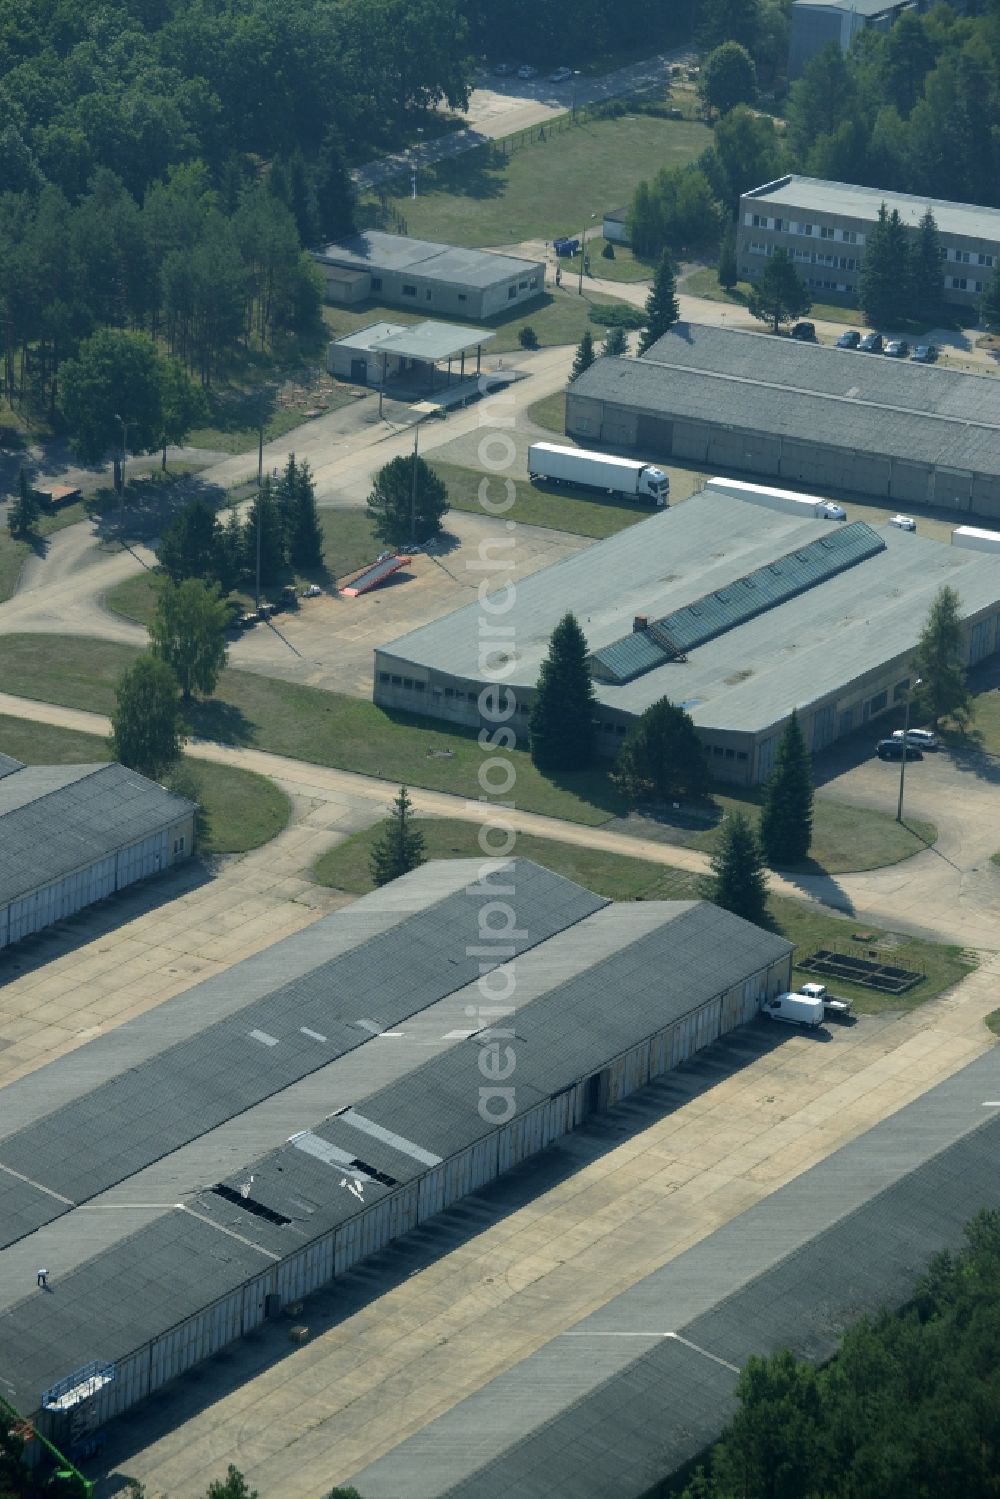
xmin=1 ymin=690 xmax=998 ymax=948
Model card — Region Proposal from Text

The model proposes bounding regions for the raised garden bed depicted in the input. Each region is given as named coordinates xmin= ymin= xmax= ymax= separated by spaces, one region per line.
xmin=797 ymin=947 xmax=925 ymax=995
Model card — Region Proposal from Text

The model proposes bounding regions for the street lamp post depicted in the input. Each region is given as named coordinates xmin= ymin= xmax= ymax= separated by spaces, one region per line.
xmin=409 ymin=424 xmax=419 ymax=549
xmin=578 ymin=212 xmax=596 ymax=296
xmin=571 ymin=71 xmax=580 ymax=123
xmin=114 ymin=413 xmax=130 ymax=537
xmin=896 ymin=676 xmax=923 ymax=823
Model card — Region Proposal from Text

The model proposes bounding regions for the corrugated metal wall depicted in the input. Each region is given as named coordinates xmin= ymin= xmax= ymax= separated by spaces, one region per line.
xmin=47 ymin=953 xmax=791 ymax=1430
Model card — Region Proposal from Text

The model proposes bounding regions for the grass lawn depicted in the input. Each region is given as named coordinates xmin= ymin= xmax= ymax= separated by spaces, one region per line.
xmin=102 ymin=510 xmax=384 ymax=624
xmin=322 ymin=286 xmax=632 ymax=355
xmin=0 ymin=634 xmax=626 ymax=826
xmin=362 ymin=114 xmax=710 ymax=248
xmin=528 ymin=391 xmax=567 ymax=434
xmin=313 ymin=816 xmax=701 ymax=900
xmin=986 ymin=1008 xmax=1000 ymax=1036
xmin=0 ymin=497 xmax=91 ymax=604
xmin=682 ymin=267 xmax=868 ymax=328
xmin=687 ymin=790 xmax=937 ymax=875
xmin=0 ymin=711 xmax=290 ymax=854
xmin=774 ymin=896 xmax=975 ymax=1015
xmin=558 ymin=238 xmax=654 ymax=284
xmin=431 ymin=460 xmax=655 ymax=539
xmin=313 ymin=815 xmax=973 ymax=1015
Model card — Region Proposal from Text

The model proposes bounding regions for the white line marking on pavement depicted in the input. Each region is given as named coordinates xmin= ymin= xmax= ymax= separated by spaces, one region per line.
xmin=560 ymin=1330 xmax=740 ymax=1374
xmin=300 ymin=1027 xmax=327 ymax=1042
xmin=249 ymin=1029 xmax=279 ymax=1047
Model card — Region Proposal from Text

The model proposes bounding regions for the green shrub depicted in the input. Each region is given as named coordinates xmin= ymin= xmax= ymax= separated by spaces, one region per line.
xmin=588 ymin=303 xmax=645 ymax=329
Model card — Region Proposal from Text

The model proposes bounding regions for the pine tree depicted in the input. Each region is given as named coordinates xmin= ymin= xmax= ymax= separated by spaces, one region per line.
xmin=913 ymin=585 xmax=972 ymax=728
xmin=370 ymin=786 xmax=426 ymax=887
xmin=615 ymin=697 xmax=709 ymax=803
xmin=571 ymin=329 xmax=595 ymax=379
xmin=638 ymin=249 xmax=680 ymax=356
xmin=910 ymin=208 xmax=943 ymax=322
xmin=290 ymin=458 xmax=323 ymax=569
xmin=759 ymin=709 xmax=813 ymax=867
xmin=705 ymin=810 xmax=769 ymax=927
xmin=243 ymin=477 xmax=286 ymax=590
xmin=529 ymin=613 xmax=596 ymax=772
xmin=746 ymin=249 xmax=811 ymax=333
xmin=859 ymin=203 xmax=910 ymax=327
xmin=7 ymin=467 xmax=39 ymax=538
xmin=315 ymin=129 xmax=355 ymax=241
xmin=718 ymin=219 xmax=738 ymax=290
xmin=602 ymin=325 xmax=628 ymax=357
xmin=204 ymin=1467 xmax=258 ymax=1499
xmin=367 ymin=454 xmax=449 ymax=549
xmin=980 ymin=263 xmax=1000 ymax=328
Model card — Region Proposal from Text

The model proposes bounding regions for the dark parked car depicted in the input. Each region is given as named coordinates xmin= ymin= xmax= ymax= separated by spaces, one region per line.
xmin=493 ymin=62 xmax=512 ymax=76
xmin=911 ymin=344 xmax=937 ymax=363
xmin=836 ymin=329 xmax=860 ymax=348
xmin=553 ymin=236 xmax=580 ymax=256
xmin=790 ymin=321 xmax=816 ymax=341
xmin=876 ymin=738 xmax=923 ymax=762
xmin=884 ymin=339 xmax=909 ymax=358
xmin=858 ymin=332 xmax=883 ymax=353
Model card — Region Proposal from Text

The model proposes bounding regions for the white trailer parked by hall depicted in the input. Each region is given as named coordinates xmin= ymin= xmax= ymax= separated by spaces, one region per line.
xmin=952 ymin=525 xmax=1000 ymax=554
xmin=528 ymin=443 xmax=669 ymax=505
xmin=705 ymin=477 xmax=846 ymax=520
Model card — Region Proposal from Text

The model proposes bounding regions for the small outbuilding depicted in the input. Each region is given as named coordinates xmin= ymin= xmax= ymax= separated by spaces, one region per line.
xmin=603 ymin=208 xmax=630 ymax=244
xmin=0 ymin=761 xmax=197 ymax=949
xmin=327 ymin=319 xmax=495 ymax=390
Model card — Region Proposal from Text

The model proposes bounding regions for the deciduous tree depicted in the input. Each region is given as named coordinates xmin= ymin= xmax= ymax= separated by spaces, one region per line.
xmin=367 ymin=453 xmax=449 ymax=549
xmin=150 ymin=577 xmax=230 ymax=703
xmin=57 ymin=330 xmax=165 ymax=492
xmin=159 ymin=355 xmax=208 ymax=469
xmin=529 ymin=612 xmax=596 ymax=772
xmin=699 ymin=42 xmax=757 ymax=118
xmin=110 ymin=653 xmax=183 ymax=780
xmin=370 ymin=786 xmax=425 ymax=886
xmin=615 ymin=698 xmax=709 ymax=803
xmin=705 ymin=810 xmax=769 ymax=926
xmin=759 ymin=709 xmax=813 ymax=866
xmin=746 ymin=248 xmax=810 ymax=332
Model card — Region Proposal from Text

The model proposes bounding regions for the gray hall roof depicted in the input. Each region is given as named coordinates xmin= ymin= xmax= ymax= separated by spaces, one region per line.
xmin=378 ymin=493 xmax=1000 ymax=735
xmin=0 ymin=751 xmax=24 ymax=779
xmin=314 ymin=230 xmax=543 ymax=289
xmin=0 ymin=763 xmax=196 ymax=907
xmin=0 ymin=863 xmax=791 ymax=1413
xmin=575 ymin=327 xmax=1000 ymax=479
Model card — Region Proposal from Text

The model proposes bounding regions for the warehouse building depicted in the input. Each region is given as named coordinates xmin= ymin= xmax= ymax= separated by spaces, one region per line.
xmin=565 ymin=322 xmax=1000 ymax=518
xmin=738 ymin=174 xmax=1000 ymax=306
xmin=349 ymin=1039 xmax=1000 ymax=1498
xmin=312 ymin=231 xmax=545 ymax=320
xmin=0 ymin=762 xmax=196 ymax=950
xmin=789 ymin=0 xmax=914 ymax=81
xmin=0 ymin=859 xmax=791 ymax=1443
xmin=374 ymin=491 xmax=1000 ymax=783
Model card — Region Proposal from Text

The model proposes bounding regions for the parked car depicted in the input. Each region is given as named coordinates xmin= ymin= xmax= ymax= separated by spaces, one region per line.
xmin=493 ymin=61 xmax=512 ymax=75
xmin=819 ymin=501 xmax=847 ymax=520
xmin=884 ymin=338 xmax=909 ymax=358
xmin=553 ymin=236 xmax=580 ymax=257
xmin=836 ymin=329 xmax=861 ymax=348
xmin=549 ymin=66 xmax=572 ymax=83
xmin=667 ymin=106 xmax=684 ymax=119
xmin=889 ymin=513 xmax=917 ymax=531
xmin=790 ymin=321 xmax=816 ymax=341
xmin=858 ymin=332 xmax=883 ymax=352
xmin=302 ymin=583 xmax=322 ymax=597
xmin=876 ymin=738 xmax=923 ymax=761
xmin=516 ymin=64 xmax=537 ymax=79
xmin=892 ymin=728 xmax=938 ymax=750
xmin=237 ymin=610 xmax=260 ymax=629
xmin=911 ymin=344 xmax=937 ymax=363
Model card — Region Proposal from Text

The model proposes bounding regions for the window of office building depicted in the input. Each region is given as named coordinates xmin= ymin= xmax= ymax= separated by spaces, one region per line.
xmin=402 ymin=284 xmax=416 ymax=296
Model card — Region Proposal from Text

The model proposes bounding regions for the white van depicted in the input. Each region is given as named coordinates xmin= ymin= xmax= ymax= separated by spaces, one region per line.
xmin=762 ymin=992 xmax=825 ymax=1028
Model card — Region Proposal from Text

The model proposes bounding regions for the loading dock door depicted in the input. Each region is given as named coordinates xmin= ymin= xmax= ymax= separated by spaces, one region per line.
xmin=351 ymin=358 xmax=367 ymax=384
xmin=586 ymin=1069 xmax=610 ymax=1115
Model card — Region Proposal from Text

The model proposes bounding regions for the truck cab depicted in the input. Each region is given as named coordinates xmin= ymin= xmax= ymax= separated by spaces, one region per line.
xmin=641 ymin=466 xmax=670 ymax=505
xmin=762 ymin=991 xmax=825 ymax=1028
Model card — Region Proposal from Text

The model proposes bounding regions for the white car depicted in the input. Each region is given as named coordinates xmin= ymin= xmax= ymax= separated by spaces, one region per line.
xmin=516 ymin=64 xmax=537 ymax=79
xmin=549 ymin=66 xmax=573 ymax=83
xmin=892 ymin=728 xmax=938 ymax=750
xmin=889 ymin=514 xmax=916 ymax=531
xmin=819 ymin=502 xmax=846 ymax=520
xmin=302 ymin=583 xmax=322 ymax=597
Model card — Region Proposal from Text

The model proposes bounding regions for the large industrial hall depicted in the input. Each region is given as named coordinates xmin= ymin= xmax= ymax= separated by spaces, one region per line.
xmin=0 ymin=859 xmax=792 ymax=1451
xmin=374 ymin=489 xmax=1000 ymax=783
xmin=565 ymin=322 xmax=1000 ymax=518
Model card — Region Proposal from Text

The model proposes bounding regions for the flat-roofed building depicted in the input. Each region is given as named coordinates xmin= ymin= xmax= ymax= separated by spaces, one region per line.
xmin=789 ymin=0 xmax=914 ymax=80
xmin=374 ymin=489 xmax=1000 ymax=783
xmin=738 ymin=174 xmax=1000 ymax=307
xmin=312 ymin=231 xmax=545 ymax=320
xmin=326 ymin=318 xmax=495 ymax=389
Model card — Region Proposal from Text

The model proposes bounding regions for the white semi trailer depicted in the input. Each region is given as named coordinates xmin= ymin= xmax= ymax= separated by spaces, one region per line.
xmin=705 ymin=477 xmax=846 ymax=520
xmin=528 ymin=442 xmax=669 ymax=505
